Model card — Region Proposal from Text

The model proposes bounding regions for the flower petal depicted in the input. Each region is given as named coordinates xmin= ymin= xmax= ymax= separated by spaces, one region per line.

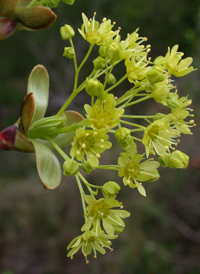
xmin=27 ymin=65 xmax=49 ymax=124
xmin=30 ymin=139 xmax=61 ymax=189
xmin=14 ymin=6 xmax=56 ymax=30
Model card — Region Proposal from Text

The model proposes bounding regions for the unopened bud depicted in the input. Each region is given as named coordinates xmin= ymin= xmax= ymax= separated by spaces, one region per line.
xmin=93 ymin=56 xmax=106 ymax=70
xmin=102 ymin=181 xmax=121 ymax=197
xmin=107 ymin=74 xmax=116 ymax=84
xmin=63 ymin=159 xmax=79 ymax=176
xmin=106 ymin=42 xmax=122 ymax=61
xmin=146 ymin=67 xmax=166 ymax=83
xmin=85 ymin=79 xmax=104 ymax=97
xmin=60 ymin=24 xmax=75 ymax=40
xmin=63 ymin=47 xmax=75 ymax=59
xmin=168 ymin=150 xmax=189 ymax=169
xmin=82 ymin=161 xmax=94 ymax=174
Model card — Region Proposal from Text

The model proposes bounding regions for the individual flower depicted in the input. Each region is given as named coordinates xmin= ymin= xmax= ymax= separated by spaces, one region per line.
xmin=125 ymin=55 xmax=149 ymax=83
xmin=78 ymin=12 xmax=118 ymax=46
xmin=168 ymin=95 xmax=195 ymax=134
xmin=82 ymin=195 xmax=130 ymax=236
xmin=154 ymin=45 xmax=195 ymax=77
xmin=0 ymin=0 xmax=57 ymax=41
xmin=142 ymin=118 xmax=180 ymax=157
xmin=70 ymin=128 xmax=112 ymax=167
xmin=67 ymin=230 xmax=115 ymax=262
xmin=118 ymin=142 xmax=160 ymax=196
xmin=0 ymin=65 xmax=83 ymax=189
xmin=120 ymin=29 xmax=150 ymax=60
xmin=84 ymin=94 xmax=124 ymax=129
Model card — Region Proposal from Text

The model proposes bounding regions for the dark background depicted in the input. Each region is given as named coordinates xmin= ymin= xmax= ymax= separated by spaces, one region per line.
xmin=0 ymin=0 xmax=200 ymax=273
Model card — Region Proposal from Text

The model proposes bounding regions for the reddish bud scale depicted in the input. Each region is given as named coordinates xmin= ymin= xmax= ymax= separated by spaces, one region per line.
xmin=0 ymin=124 xmax=18 ymax=151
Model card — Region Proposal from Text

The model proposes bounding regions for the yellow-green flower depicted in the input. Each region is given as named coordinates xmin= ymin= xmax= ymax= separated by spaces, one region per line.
xmin=67 ymin=230 xmax=115 ymax=262
xmin=154 ymin=45 xmax=195 ymax=77
xmin=82 ymin=195 xmax=130 ymax=236
xmin=70 ymin=128 xmax=112 ymax=166
xmin=118 ymin=142 xmax=160 ymax=196
xmin=78 ymin=13 xmax=117 ymax=46
xmin=84 ymin=94 xmax=124 ymax=129
xmin=142 ymin=118 xmax=180 ymax=157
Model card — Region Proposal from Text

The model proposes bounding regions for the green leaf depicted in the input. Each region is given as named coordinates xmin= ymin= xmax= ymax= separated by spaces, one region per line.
xmin=27 ymin=65 xmax=49 ymax=124
xmin=31 ymin=139 xmax=61 ymax=189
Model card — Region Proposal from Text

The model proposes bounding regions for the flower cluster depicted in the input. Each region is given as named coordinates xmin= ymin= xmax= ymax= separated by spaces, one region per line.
xmin=0 ymin=11 xmax=196 ymax=262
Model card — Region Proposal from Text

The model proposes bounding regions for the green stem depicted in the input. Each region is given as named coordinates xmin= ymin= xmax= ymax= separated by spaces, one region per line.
xmin=56 ymin=45 xmax=94 ymax=116
xmin=120 ymin=119 xmax=146 ymax=130
xmin=132 ymin=136 xmax=143 ymax=142
xmin=105 ymin=74 xmax=128 ymax=93
xmin=124 ymin=95 xmax=152 ymax=108
xmin=122 ymin=114 xmax=157 ymax=119
xmin=104 ymin=62 xmax=114 ymax=88
xmin=45 ymin=136 xmax=69 ymax=160
xmin=116 ymin=86 xmax=144 ymax=106
xmin=78 ymin=173 xmax=100 ymax=198
xmin=96 ymin=165 xmax=119 ymax=171
xmin=75 ymin=174 xmax=87 ymax=220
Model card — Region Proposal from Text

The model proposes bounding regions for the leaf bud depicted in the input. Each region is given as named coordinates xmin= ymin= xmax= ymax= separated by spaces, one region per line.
xmin=60 ymin=24 xmax=75 ymax=40
xmin=85 ymin=79 xmax=104 ymax=97
xmin=63 ymin=159 xmax=79 ymax=177
xmin=102 ymin=181 xmax=121 ymax=197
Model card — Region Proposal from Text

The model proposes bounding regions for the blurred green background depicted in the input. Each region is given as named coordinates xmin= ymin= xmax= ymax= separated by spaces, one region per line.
xmin=0 ymin=0 xmax=200 ymax=273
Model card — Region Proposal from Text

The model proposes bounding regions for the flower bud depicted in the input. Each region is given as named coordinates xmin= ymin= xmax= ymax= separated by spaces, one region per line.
xmin=82 ymin=161 xmax=94 ymax=174
xmin=115 ymin=127 xmax=132 ymax=151
xmin=99 ymin=46 xmax=107 ymax=57
xmin=106 ymin=73 xmax=116 ymax=84
xmin=102 ymin=181 xmax=121 ymax=197
xmin=63 ymin=159 xmax=79 ymax=176
xmin=93 ymin=56 xmax=106 ymax=70
xmin=63 ymin=47 xmax=75 ymax=59
xmin=168 ymin=150 xmax=189 ymax=169
xmin=60 ymin=24 xmax=75 ymax=40
xmin=106 ymin=42 xmax=122 ymax=61
xmin=158 ymin=154 xmax=169 ymax=167
xmin=166 ymin=93 xmax=181 ymax=109
xmin=85 ymin=79 xmax=104 ymax=97
xmin=146 ymin=67 xmax=166 ymax=83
